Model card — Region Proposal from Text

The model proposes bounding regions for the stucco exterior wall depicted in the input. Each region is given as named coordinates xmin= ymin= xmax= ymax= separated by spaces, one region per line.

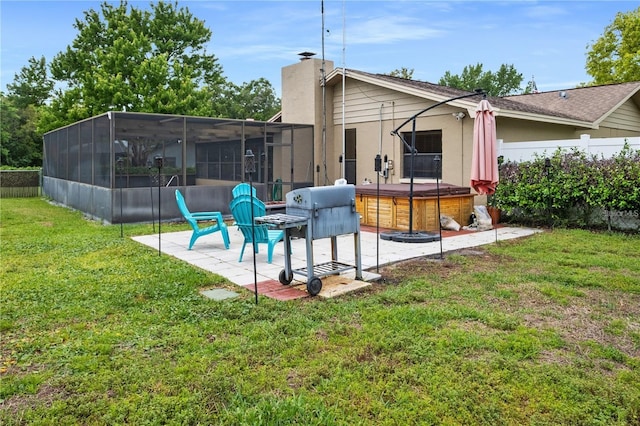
xmin=281 ymin=58 xmax=333 ymax=186
xmin=280 ymin=58 xmax=640 ymax=195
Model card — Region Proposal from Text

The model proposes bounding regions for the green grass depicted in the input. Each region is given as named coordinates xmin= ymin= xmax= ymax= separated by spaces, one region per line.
xmin=1 ymin=198 xmax=639 ymax=425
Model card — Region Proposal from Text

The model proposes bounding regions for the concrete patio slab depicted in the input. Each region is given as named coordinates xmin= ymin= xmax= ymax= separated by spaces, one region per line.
xmin=132 ymin=225 xmax=541 ymax=300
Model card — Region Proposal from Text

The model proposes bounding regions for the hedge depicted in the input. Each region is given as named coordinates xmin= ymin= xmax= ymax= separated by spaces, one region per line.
xmin=492 ymin=142 xmax=640 ymax=231
xmin=0 ymin=169 xmax=41 ymax=198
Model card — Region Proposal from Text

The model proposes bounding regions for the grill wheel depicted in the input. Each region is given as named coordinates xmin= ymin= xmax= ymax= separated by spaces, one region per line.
xmin=307 ymin=277 xmax=323 ymax=296
xmin=279 ymin=269 xmax=293 ymax=285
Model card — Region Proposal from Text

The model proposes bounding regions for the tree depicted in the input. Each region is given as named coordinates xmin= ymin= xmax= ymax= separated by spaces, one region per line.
xmin=1 ymin=57 xmax=53 ymax=167
xmin=0 ymin=96 xmax=42 ymax=167
xmin=387 ymin=67 xmax=414 ymax=79
xmin=211 ymin=78 xmax=281 ymax=121
xmin=586 ymin=6 xmax=640 ymax=85
xmin=48 ymin=0 xmax=225 ymax=124
xmin=6 ymin=56 xmax=54 ymax=109
xmin=438 ymin=63 xmax=524 ymax=96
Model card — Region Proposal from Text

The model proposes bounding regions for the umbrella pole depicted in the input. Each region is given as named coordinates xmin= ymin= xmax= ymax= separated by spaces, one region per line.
xmin=408 ymin=120 xmax=417 ymax=234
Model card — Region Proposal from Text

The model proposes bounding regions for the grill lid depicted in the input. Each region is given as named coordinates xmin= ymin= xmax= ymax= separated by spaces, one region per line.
xmin=286 ymin=185 xmax=356 ymax=210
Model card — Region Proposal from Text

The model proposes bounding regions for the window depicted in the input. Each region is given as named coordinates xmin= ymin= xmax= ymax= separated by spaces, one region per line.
xmin=401 ymin=130 xmax=442 ymax=179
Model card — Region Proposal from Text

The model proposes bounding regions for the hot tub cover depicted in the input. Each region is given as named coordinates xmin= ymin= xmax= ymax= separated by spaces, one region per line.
xmin=355 ymin=183 xmax=471 ymax=197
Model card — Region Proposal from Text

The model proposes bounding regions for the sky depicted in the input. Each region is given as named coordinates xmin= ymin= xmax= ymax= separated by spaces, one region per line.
xmin=1 ymin=0 xmax=637 ymax=97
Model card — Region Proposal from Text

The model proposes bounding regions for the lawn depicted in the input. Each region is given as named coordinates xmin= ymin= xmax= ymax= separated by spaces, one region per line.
xmin=1 ymin=198 xmax=639 ymax=425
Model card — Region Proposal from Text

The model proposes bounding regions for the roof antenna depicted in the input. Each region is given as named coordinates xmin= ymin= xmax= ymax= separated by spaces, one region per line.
xmin=529 ymin=75 xmax=539 ymax=93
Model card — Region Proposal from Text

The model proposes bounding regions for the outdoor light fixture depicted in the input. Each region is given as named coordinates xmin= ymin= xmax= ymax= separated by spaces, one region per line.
xmin=453 ymin=112 xmax=466 ymax=120
xmin=244 ymin=149 xmax=256 ymax=174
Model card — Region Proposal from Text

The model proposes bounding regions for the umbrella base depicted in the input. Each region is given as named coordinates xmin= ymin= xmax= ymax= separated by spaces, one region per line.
xmin=380 ymin=231 xmax=441 ymax=243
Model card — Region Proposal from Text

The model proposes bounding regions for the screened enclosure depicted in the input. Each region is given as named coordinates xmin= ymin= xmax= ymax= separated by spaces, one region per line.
xmin=42 ymin=112 xmax=314 ymax=223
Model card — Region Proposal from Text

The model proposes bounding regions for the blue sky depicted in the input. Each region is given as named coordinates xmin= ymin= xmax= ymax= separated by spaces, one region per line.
xmin=1 ymin=1 xmax=636 ymax=97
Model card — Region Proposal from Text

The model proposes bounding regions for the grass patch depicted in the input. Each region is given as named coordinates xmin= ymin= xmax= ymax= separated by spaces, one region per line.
xmin=1 ymin=198 xmax=639 ymax=424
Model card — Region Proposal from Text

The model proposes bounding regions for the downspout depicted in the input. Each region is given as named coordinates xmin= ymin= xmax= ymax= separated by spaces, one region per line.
xmin=460 ymin=115 xmax=464 ymax=185
xmin=378 ymin=103 xmax=384 ymax=181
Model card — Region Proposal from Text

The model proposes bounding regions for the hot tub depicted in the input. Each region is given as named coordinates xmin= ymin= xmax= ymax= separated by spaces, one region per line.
xmin=355 ymin=183 xmax=475 ymax=231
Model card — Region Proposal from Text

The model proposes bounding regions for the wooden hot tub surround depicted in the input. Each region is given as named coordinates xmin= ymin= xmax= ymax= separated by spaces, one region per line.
xmin=355 ymin=183 xmax=475 ymax=232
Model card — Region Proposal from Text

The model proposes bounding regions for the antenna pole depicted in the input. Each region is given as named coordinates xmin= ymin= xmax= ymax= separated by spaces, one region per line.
xmin=341 ymin=0 xmax=346 ymax=180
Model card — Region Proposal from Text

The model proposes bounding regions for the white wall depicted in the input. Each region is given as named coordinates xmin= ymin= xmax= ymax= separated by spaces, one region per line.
xmin=499 ymin=135 xmax=640 ymax=162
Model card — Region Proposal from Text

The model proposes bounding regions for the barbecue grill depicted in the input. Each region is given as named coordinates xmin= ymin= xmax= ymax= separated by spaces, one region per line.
xmin=255 ymin=184 xmax=363 ymax=296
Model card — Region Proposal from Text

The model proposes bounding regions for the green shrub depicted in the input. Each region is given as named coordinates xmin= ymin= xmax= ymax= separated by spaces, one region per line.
xmin=494 ymin=142 xmax=640 ymax=229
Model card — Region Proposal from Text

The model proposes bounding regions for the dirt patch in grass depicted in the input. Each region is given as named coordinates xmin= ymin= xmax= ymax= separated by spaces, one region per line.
xmin=378 ymin=248 xmax=505 ymax=283
xmin=1 ymin=383 xmax=69 ymax=418
xmin=522 ymin=290 xmax=640 ymax=358
xmin=378 ymin=247 xmax=640 ymax=360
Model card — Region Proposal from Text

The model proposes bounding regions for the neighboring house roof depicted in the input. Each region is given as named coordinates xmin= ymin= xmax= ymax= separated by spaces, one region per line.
xmin=324 ymin=68 xmax=640 ymax=129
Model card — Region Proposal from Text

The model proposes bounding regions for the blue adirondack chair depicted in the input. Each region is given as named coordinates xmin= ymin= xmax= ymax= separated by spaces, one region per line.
xmin=229 ymin=194 xmax=284 ymax=264
xmin=175 ymin=189 xmax=230 ymax=250
xmin=232 ymin=182 xmax=257 ymax=198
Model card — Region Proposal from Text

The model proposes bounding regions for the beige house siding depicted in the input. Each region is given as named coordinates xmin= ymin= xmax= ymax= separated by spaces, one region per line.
xmin=496 ymin=118 xmax=583 ymax=142
xmin=329 ymin=80 xmax=474 ymax=187
xmin=332 ymin=80 xmax=427 ymax=125
xmin=599 ymin=100 xmax=640 ymax=134
xmin=281 ymin=58 xmax=639 ymax=194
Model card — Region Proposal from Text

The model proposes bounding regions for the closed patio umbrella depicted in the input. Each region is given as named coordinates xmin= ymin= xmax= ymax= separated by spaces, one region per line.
xmin=470 ymin=99 xmax=498 ymax=195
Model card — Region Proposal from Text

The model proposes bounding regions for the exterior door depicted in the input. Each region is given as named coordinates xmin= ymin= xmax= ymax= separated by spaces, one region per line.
xmin=345 ymin=128 xmax=356 ymax=184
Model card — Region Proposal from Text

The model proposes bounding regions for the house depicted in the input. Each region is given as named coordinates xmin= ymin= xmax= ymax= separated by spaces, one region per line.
xmin=280 ymin=56 xmax=640 ymax=192
xmin=41 ymin=55 xmax=640 ymax=227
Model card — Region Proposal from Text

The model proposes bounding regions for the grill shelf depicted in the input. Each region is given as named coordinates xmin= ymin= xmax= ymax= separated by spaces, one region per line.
xmin=293 ymin=260 xmax=354 ymax=278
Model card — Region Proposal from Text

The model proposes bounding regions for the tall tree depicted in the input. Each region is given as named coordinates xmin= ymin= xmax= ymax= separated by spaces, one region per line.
xmin=586 ymin=6 xmax=640 ymax=85
xmin=438 ymin=63 xmax=524 ymax=96
xmin=6 ymin=56 xmax=54 ymax=109
xmin=48 ymin=0 xmax=225 ymax=126
xmin=2 ymin=57 xmax=53 ymax=166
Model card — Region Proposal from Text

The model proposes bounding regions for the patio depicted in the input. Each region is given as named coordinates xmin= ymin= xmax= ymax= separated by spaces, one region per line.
xmin=132 ymin=225 xmax=539 ymax=300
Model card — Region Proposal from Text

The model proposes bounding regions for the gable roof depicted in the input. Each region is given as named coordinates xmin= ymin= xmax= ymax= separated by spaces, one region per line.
xmin=503 ymin=81 xmax=640 ymax=124
xmin=325 ymin=68 xmax=640 ymax=129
